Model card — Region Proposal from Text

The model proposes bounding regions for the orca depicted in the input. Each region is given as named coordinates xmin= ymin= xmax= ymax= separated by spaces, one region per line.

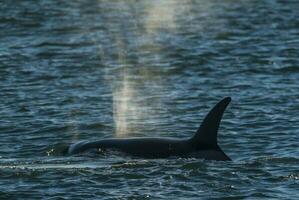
xmin=67 ymin=97 xmax=232 ymax=161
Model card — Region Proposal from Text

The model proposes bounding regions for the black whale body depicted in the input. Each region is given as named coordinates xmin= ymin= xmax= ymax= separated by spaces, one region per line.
xmin=67 ymin=97 xmax=232 ymax=161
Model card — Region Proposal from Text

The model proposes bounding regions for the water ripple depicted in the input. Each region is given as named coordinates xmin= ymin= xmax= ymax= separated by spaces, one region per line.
xmin=1 ymin=0 xmax=299 ymax=199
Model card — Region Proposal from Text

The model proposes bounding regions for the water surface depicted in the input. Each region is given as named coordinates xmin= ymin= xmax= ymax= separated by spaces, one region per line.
xmin=0 ymin=0 xmax=298 ymax=199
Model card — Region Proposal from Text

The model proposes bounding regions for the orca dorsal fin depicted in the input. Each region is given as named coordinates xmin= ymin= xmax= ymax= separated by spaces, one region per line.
xmin=191 ymin=97 xmax=231 ymax=148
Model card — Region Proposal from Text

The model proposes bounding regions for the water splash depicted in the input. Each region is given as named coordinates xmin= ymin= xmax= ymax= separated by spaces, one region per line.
xmin=99 ymin=1 xmax=193 ymax=137
xmin=113 ymin=74 xmax=137 ymax=137
xmin=145 ymin=1 xmax=178 ymax=34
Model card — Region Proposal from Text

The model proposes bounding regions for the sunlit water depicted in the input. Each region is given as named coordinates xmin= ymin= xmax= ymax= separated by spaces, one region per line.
xmin=0 ymin=0 xmax=298 ymax=199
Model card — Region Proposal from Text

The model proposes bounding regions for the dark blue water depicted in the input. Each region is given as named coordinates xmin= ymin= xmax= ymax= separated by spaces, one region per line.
xmin=0 ymin=0 xmax=298 ymax=199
